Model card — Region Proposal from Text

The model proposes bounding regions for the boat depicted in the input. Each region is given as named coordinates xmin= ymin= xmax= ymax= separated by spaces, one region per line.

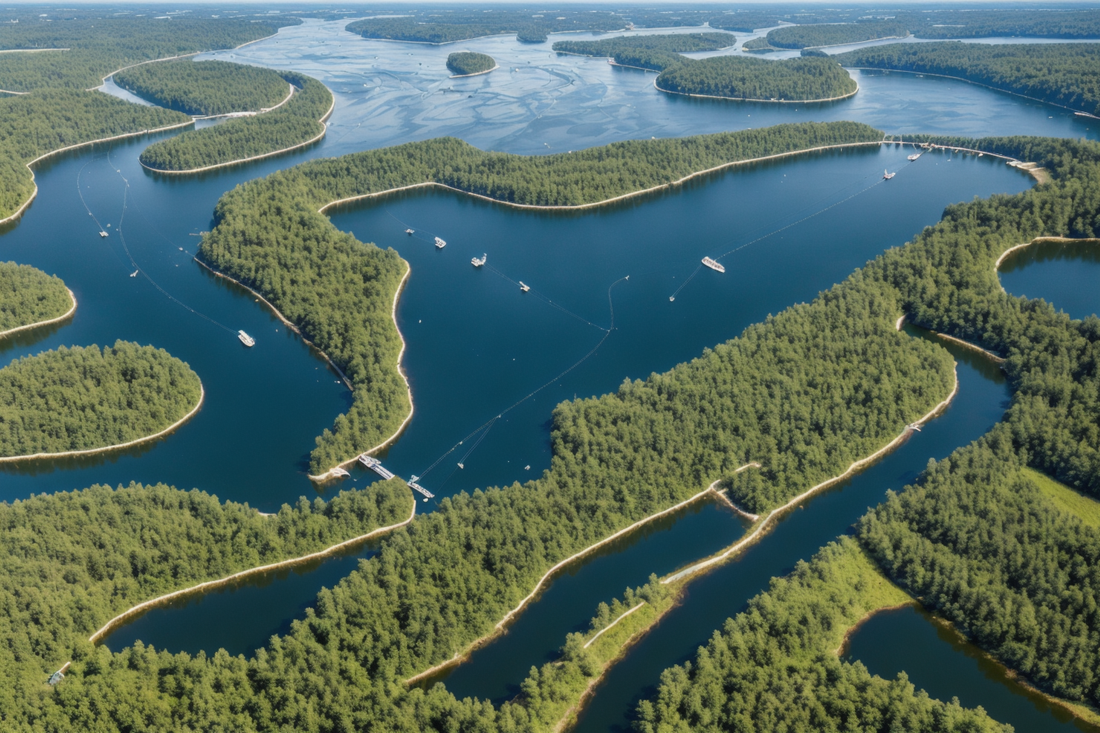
xmin=471 ymin=253 xmax=486 ymax=267
xmin=130 ymin=270 xmax=138 ymax=278
xmin=519 ymin=281 xmax=530 ymax=292
xmin=408 ymin=480 xmax=435 ymax=500
xmin=405 ymin=228 xmax=414 ymax=234
xmin=883 ymin=169 xmax=896 ymax=180
xmin=701 ymin=257 xmax=725 ymax=273
xmin=99 ymin=231 xmax=108 ymax=238
xmin=907 ymin=152 xmax=922 ymax=161
xmin=434 ymin=236 xmax=446 ymax=249
xmin=238 ymin=330 xmax=255 ymax=347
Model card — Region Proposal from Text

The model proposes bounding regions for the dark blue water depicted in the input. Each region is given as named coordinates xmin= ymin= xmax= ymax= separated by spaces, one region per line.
xmin=999 ymin=239 xmax=1100 ymax=322
xmin=569 ymin=336 xmax=1017 ymax=732
xmin=845 ymin=605 xmax=1098 ymax=732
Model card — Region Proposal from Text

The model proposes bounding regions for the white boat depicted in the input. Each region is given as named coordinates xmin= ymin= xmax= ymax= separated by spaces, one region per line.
xmin=471 ymin=254 xmax=486 ymax=267
xmin=238 ymin=330 xmax=255 ymax=347
xmin=701 ymin=257 xmax=725 ymax=273
xmin=99 ymin=231 xmax=108 ymax=238
xmin=130 ymin=270 xmax=138 ymax=278
xmin=434 ymin=236 xmax=446 ymax=249
xmin=907 ymin=152 xmax=922 ymax=161
xmin=405 ymin=228 xmax=414 ymax=234
xmin=519 ymin=281 xmax=530 ymax=292
xmin=883 ymin=169 xmax=896 ymax=180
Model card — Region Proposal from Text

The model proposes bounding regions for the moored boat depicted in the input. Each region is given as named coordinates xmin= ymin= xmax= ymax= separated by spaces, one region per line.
xmin=238 ymin=330 xmax=255 ymax=347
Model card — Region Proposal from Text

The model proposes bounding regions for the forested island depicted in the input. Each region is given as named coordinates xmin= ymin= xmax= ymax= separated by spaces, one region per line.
xmin=656 ymin=55 xmax=857 ymax=102
xmin=445 ymin=51 xmax=496 ymax=77
xmin=0 ymin=341 xmax=202 ymax=459
xmin=0 ymin=479 xmax=412 ymax=701
xmin=553 ymin=32 xmax=736 ymax=59
xmin=198 ymin=121 xmax=882 ymax=476
xmin=113 ymin=58 xmax=290 ymax=117
xmin=0 ymin=90 xmax=189 ymax=221
xmin=138 ymin=72 xmax=332 ymax=173
xmin=833 ymin=42 xmax=1100 ymax=116
xmin=0 ymin=16 xmax=291 ymax=92
xmin=0 ymin=262 xmax=73 ymax=334
xmin=764 ymin=20 xmax=909 ymax=49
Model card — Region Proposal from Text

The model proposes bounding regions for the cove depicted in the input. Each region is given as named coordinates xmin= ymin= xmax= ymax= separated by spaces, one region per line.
xmin=568 ymin=334 xmax=1021 ymax=732
xmin=844 ymin=605 xmax=1099 ymax=732
xmin=999 ymin=239 xmax=1100 ymax=321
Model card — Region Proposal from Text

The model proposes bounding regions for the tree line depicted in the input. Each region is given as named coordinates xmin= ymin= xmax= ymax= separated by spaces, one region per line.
xmin=833 ymin=42 xmax=1100 ymax=116
xmin=446 ymin=52 xmax=496 ymax=76
xmin=0 ymin=341 xmax=201 ymax=457
xmin=113 ymin=59 xmax=290 ymax=117
xmin=552 ymin=32 xmax=736 ymax=59
xmin=656 ymin=55 xmax=857 ymax=101
xmin=0 ymin=262 xmax=72 ymax=333
xmin=764 ymin=20 xmax=909 ymax=49
xmin=138 ymin=72 xmax=331 ymax=172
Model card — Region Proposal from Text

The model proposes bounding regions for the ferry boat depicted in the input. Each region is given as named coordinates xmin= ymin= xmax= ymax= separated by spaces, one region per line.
xmin=434 ymin=236 xmax=446 ymax=249
xmin=519 ymin=281 xmax=530 ymax=292
xmin=883 ymin=169 xmax=896 ymax=180
xmin=701 ymin=257 xmax=725 ymax=273
xmin=238 ymin=330 xmax=256 ymax=347
xmin=471 ymin=254 xmax=486 ymax=267
xmin=907 ymin=152 xmax=922 ymax=161
xmin=405 ymin=228 xmax=414 ymax=234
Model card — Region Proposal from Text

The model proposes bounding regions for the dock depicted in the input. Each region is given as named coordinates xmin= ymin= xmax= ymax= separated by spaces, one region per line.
xmin=358 ymin=454 xmax=396 ymax=480
xmin=408 ymin=480 xmax=435 ymax=499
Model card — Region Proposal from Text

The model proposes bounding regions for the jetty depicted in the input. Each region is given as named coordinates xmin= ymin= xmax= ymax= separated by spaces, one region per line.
xmin=358 ymin=454 xmax=396 ymax=480
xmin=408 ymin=479 xmax=435 ymax=500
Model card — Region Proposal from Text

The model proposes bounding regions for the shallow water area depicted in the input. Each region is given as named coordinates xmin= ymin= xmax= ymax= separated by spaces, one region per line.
xmin=999 ymin=239 xmax=1100 ymax=321
xmin=845 ymin=605 xmax=1099 ymax=732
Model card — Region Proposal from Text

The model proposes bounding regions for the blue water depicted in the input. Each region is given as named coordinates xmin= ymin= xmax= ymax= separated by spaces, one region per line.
xmin=999 ymin=239 xmax=1100 ymax=322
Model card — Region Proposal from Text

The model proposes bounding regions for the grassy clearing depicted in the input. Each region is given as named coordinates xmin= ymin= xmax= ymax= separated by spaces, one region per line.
xmin=1025 ymin=467 xmax=1100 ymax=528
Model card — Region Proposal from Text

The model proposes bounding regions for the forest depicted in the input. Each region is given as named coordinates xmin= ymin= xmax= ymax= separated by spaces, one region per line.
xmin=833 ymin=42 xmax=1100 ymax=116
xmin=137 ymin=72 xmax=331 ymax=172
xmin=552 ymin=32 xmax=736 ymax=59
xmin=764 ymin=20 xmax=910 ymax=49
xmin=113 ymin=59 xmax=289 ymax=117
xmin=0 ymin=262 xmax=72 ymax=333
xmin=0 ymin=341 xmax=202 ymax=458
xmin=198 ymin=121 xmax=883 ymax=475
xmin=899 ymin=8 xmax=1100 ymax=39
xmin=0 ymin=16 xmax=291 ymax=92
xmin=656 ymin=55 xmax=857 ymax=101
xmin=446 ymin=51 xmax=496 ymax=76
xmin=0 ymin=89 xmax=188 ymax=220
xmin=0 ymin=479 xmax=411 ymax=698
xmin=636 ymin=539 xmax=1008 ymax=732
xmin=346 ymin=11 xmax=623 ymax=45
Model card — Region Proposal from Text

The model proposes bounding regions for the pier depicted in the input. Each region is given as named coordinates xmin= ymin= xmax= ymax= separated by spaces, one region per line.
xmin=408 ymin=481 xmax=435 ymax=499
xmin=358 ymin=454 xmax=395 ymax=480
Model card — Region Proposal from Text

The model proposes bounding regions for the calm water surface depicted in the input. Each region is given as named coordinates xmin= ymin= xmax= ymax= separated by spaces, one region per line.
xmin=999 ymin=240 xmax=1100 ymax=321
xmin=0 ymin=18 xmax=1088 ymax=725
xmin=845 ymin=605 xmax=1099 ymax=732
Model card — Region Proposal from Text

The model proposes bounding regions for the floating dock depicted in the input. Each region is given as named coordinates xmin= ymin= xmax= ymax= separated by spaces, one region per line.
xmin=358 ymin=454 xmax=395 ymax=480
xmin=408 ymin=480 xmax=435 ymax=499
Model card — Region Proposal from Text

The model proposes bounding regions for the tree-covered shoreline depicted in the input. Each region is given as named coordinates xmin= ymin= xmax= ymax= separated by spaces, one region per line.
xmin=113 ymin=59 xmax=289 ymax=117
xmin=137 ymin=72 xmax=331 ymax=173
xmin=0 ymin=341 xmax=202 ymax=459
xmin=656 ymin=55 xmax=857 ymax=102
xmin=0 ymin=262 xmax=73 ymax=334
xmin=766 ymin=20 xmax=909 ymax=49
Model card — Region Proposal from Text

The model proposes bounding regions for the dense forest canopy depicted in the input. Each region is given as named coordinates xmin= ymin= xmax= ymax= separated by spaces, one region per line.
xmin=656 ymin=55 xmax=857 ymax=101
xmin=0 ymin=89 xmax=188 ymax=219
xmin=113 ymin=59 xmax=289 ymax=116
xmin=833 ymin=42 xmax=1100 ymax=116
xmin=0 ymin=341 xmax=201 ymax=457
xmin=0 ymin=262 xmax=72 ymax=332
xmin=0 ymin=480 xmax=411 ymax=697
xmin=765 ymin=20 xmax=909 ymax=49
xmin=552 ymin=32 xmax=735 ymax=58
xmin=445 ymin=51 xmax=496 ymax=76
xmin=0 ymin=17 xmax=292 ymax=91
xmin=138 ymin=72 xmax=331 ymax=172
xmin=199 ymin=121 xmax=882 ymax=475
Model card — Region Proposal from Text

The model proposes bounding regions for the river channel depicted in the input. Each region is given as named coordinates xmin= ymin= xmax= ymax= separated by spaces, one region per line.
xmin=1 ymin=17 xmax=1092 ymax=729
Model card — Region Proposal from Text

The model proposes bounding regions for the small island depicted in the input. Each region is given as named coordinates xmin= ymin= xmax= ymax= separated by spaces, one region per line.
xmin=446 ymin=51 xmax=497 ymax=77
xmin=0 ymin=262 xmax=75 ymax=337
xmin=0 ymin=341 xmax=203 ymax=460
xmin=113 ymin=59 xmax=291 ymax=117
xmin=656 ymin=55 xmax=858 ymax=103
